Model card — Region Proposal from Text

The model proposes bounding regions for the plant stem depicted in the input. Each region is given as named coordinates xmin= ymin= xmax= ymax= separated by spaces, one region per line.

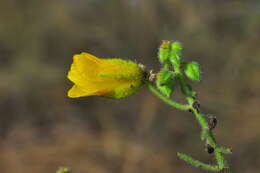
xmin=178 ymin=71 xmax=229 ymax=171
xmin=177 ymin=152 xmax=219 ymax=171
xmin=146 ymin=83 xmax=190 ymax=111
xmin=189 ymin=102 xmax=228 ymax=170
xmin=147 ymin=81 xmax=230 ymax=172
xmin=150 ymin=40 xmax=231 ymax=172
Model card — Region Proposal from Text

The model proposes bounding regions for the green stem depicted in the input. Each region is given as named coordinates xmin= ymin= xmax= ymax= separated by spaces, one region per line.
xmin=147 ymin=80 xmax=230 ymax=172
xmin=190 ymin=106 xmax=228 ymax=169
xmin=150 ymin=40 xmax=231 ymax=172
xmin=178 ymin=74 xmax=229 ymax=171
xmin=146 ymin=82 xmax=190 ymax=111
xmin=177 ymin=152 xmax=219 ymax=172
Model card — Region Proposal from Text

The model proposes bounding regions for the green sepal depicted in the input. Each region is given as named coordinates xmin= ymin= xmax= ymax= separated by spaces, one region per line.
xmin=156 ymin=66 xmax=176 ymax=97
xmin=184 ymin=61 xmax=201 ymax=81
xmin=158 ymin=40 xmax=171 ymax=64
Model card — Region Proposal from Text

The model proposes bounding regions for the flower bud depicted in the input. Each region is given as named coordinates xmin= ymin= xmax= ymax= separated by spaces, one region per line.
xmin=158 ymin=40 xmax=171 ymax=64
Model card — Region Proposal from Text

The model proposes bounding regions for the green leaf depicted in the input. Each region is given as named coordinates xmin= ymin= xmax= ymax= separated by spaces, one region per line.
xmin=179 ymin=76 xmax=193 ymax=97
xmin=169 ymin=42 xmax=182 ymax=67
xmin=156 ymin=66 xmax=176 ymax=97
xmin=158 ymin=40 xmax=171 ymax=64
xmin=184 ymin=61 xmax=201 ymax=81
xmin=171 ymin=41 xmax=182 ymax=53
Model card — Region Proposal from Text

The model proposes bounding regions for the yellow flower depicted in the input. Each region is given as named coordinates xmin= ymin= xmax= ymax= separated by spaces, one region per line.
xmin=67 ymin=52 xmax=144 ymax=99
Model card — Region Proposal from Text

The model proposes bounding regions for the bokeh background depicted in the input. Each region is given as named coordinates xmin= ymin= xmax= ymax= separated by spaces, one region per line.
xmin=1 ymin=0 xmax=260 ymax=172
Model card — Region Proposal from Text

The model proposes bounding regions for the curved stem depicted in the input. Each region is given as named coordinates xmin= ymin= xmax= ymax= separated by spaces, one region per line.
xmin=151 ymin=40 xmax=231 ymax=172
xmin=147 ymin=81 xmax=230 ymax=172
xmin=146 ymin=82 xmax=190 ymax=111
xmin=190 ymin=106 xmax=228 ymax=170
xmin=177 ymin=152 xmax=219 ymax=172
xmin=178 ymin=69 xmax=229 ymax=171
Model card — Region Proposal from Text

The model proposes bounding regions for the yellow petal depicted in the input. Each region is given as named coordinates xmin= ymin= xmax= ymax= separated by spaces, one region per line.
xmin=68 ymin=85 xmax=89 ymax=98
xmin=68 ymin=85 xmax=111 ymax=98
xmin=69 ymin=53 xmax=109 ymax=83
xmin=67 ymin=53 xmax=130 ymax=91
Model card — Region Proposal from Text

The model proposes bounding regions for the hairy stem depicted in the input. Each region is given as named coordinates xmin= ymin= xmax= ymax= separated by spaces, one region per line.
xmin=147 ymin=81 xmax=230 ymax=172
xmin=148 ymin=40 xmax=231 ymax=172
xmin=147 ymin=83 xmax=190 ymax=111
xmin=177 ymin=152 xmax=219 ymax=171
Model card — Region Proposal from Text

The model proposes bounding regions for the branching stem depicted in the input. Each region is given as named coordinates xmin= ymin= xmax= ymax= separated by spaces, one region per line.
xmin=147 ymin=41 xmax=231 ymax=172
xmin=147 ymin=82 xmax=230 ymax=172
xmin=146 ymin=83 xmax=190 ymax=111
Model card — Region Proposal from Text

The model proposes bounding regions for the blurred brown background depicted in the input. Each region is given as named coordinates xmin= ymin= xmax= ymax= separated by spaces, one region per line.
xmin=0 ymin=0 xmax=260 ymax=172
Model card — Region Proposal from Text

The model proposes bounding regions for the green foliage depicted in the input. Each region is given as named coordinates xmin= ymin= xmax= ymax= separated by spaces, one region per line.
xmin=148 ymin=41 xmax=231 ymax=172
xmin=169 ymin=42 xmax=182 ymax=70
xmin=184 ymin=62 xmax=201 ymax=81
xmin=158 ymin=40 xmax=171 ymax=63
xmin=178 ymin=76 xmax=194 ymax=97
xmin=171 ymin=41 xmax=182 ymax=53
xmin=156 ymin=65 xmax=176 ymax=97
